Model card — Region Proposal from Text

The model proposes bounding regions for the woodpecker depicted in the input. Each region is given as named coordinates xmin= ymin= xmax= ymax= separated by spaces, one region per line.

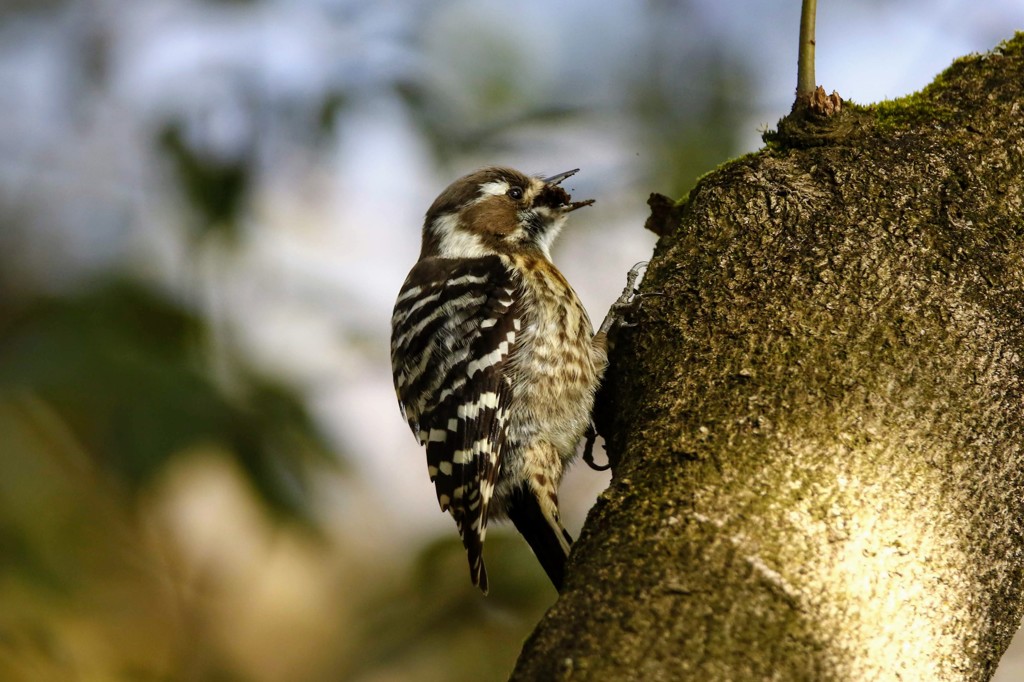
xmin=391 ymin=166 xmax=632 ymax=593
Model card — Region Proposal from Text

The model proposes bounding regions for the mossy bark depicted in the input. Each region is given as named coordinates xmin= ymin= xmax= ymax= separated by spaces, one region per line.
xmin=511 ymin=34 xmax=1024 ymax=682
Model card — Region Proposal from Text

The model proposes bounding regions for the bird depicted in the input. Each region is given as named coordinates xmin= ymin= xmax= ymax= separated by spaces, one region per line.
xmin=390 ymin=166 xmax=626 ymax=593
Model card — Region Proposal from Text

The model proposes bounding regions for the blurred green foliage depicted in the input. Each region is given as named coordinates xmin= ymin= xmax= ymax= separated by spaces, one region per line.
xmin=634 ymin=49 xmax=753 ymax=195
xmin=0 ymin=275 xmax=343 ymax=681
xmin=159 ymin=124 xmax=251 ymax=240
xmin=0 ymin=279 xmax=332 ymax=519
xmin=346 ymin=534 xmax=555 ymax=682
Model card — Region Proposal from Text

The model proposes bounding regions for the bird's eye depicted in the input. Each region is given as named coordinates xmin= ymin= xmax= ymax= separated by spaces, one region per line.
xmin=507 ymin=187 xmax=524 ymax=200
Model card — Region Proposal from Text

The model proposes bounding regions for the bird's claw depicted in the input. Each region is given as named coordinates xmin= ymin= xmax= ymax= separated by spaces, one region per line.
xmin=582 ymin=421 xmax=611 ymax=471
xmin=598 ymin=261 xmax=651 ymax=336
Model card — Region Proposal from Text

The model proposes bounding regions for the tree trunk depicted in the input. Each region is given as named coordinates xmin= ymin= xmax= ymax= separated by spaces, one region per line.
xmin=511 ymin=34 xmax=1024 ymax=681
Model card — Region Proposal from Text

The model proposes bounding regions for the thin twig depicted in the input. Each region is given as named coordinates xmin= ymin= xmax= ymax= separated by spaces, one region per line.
xmin=797 ymin=0 xmax=817 ymax=97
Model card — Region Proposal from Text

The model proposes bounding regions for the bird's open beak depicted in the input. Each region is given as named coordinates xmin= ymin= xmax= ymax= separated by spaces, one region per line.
xmin=566 ymin=198 xmax=595 ymax=211
xmin=542 ymin=169 xmax=580 ymax=185
xmin=541 ymin=168 xmax=594 ymax=211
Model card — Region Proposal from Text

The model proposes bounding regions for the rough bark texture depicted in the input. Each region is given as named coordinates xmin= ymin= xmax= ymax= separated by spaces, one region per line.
xmin=512 ymin=34 xmax=1024 ymax=681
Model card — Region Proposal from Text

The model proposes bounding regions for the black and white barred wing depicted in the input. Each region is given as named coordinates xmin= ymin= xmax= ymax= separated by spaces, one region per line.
xmin=390 ymin=255 xmax=522 ymax=592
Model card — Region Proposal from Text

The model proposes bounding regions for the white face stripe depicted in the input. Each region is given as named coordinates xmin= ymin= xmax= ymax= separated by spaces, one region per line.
xmin=478 ymin=176 xmax=545 ymax=203
xmin=478 ymin=180 xmax=511 ymax=197
xmin=431 ymin=213 xmax=493 ymax=258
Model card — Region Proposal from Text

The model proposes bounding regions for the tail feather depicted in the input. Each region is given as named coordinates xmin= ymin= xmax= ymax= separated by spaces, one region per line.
xmin=506 ymin=483 xmax=572 ymax=591
xmin=456 ymin=515 xmax=490 ymax=594
xmin=470 ymin=549 xmax=489 ymax=594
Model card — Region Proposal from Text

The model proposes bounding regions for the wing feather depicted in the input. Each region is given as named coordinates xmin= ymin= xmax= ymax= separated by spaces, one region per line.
xmin=391 ymin=256 xmax=522 ymax=591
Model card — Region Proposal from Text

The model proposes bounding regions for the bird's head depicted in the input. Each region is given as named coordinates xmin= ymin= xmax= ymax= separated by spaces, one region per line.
xmin=420 ymin=166 xmax=594 ymax=260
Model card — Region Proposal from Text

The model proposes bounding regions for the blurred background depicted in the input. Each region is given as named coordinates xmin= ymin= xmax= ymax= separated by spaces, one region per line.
xmin=0 ymin=1 xmax=1021 ymax=680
